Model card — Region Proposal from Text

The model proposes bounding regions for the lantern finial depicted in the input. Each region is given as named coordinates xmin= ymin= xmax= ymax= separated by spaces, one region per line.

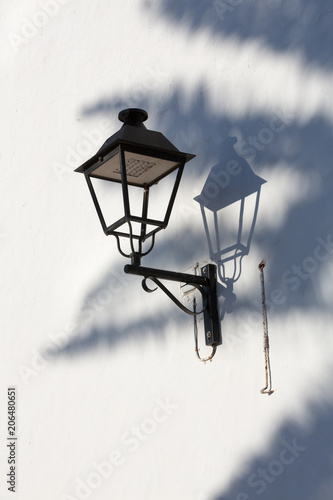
xmin=118 ymin=108 xmax=148 ymax=127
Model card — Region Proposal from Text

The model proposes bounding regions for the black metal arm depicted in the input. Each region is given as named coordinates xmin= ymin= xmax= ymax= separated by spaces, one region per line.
xmin=124 ymin=263 xmax=221 ymax=348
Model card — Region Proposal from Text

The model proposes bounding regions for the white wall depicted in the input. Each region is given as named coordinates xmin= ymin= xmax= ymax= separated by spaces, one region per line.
xmin=1 ymin=1 xmax=333 ymax=499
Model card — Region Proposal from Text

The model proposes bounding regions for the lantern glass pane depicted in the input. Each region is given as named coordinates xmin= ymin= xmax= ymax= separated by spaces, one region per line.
xmin=89 ymin=176 xmax=125 ymax=228
xmin=146 ymin=168 xmax=178 ymax=222
xmin=90 ymin=151 xmax=179 ymax=187
xmin=87 ymin=175 xmax=171 ymax=240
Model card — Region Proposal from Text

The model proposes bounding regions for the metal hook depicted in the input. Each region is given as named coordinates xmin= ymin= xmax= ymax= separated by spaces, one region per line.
xmin=141 ymin=276 xmax=208 ymax=316
xmin=142 ymin=277 xmax=158 ymax=293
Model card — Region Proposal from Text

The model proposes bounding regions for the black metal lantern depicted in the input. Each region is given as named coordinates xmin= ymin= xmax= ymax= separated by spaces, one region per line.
xmin=75 ymin=108 xmax=195 ymax=265
xmin=75 ymin=109 xmax=221 ymax=361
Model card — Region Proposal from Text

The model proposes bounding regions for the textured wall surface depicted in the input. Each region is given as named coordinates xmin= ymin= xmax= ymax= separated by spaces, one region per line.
xmin=1 ymin=1 xmax=333 ymax=499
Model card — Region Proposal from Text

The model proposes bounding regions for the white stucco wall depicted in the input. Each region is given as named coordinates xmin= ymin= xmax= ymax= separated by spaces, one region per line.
xmin=2 ymin=1 xmax=333 ymax=499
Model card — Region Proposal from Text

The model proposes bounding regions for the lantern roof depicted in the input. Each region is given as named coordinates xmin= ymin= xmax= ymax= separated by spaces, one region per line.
xmin=75 ymin=108 xmax=195 ymax=175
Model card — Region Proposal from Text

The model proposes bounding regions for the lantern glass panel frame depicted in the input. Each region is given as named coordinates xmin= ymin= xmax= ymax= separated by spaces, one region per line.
xmin=83 ymin=142 xmax=188 ymax=245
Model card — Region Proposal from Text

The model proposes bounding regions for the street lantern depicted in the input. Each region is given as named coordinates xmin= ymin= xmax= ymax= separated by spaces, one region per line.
xmin=194 ymin=137 xmax=266 ymax=283
xmin=75 ymin=109 xmax=221 ymax=361
xmin=75 ymin=108 xmax=195 ymax=265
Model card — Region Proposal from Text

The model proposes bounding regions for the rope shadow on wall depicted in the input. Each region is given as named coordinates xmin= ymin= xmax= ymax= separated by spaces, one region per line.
xmin=194 ymin=137 xmax=266 ymax=316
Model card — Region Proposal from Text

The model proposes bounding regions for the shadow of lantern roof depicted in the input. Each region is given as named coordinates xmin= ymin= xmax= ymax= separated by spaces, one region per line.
xmin=194 ymin=136 xmax=266 ymax=212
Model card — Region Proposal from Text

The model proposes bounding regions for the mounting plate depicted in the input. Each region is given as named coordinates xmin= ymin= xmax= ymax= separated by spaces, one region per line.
xmin=201 ymin=264 xmax=221 ymax=347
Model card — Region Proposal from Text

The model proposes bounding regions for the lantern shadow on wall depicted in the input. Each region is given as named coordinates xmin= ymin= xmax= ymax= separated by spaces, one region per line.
xmin=194 ymin=137 xmax=266 ymax=313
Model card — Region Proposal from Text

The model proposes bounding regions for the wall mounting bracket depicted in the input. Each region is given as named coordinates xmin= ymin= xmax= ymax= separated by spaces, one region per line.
xmin=124 ymin=263 xmax=221 ymax=348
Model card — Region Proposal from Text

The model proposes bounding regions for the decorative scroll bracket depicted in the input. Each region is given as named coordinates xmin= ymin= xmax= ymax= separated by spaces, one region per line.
xmin=124 ymin=263 xmax=221 ymax=348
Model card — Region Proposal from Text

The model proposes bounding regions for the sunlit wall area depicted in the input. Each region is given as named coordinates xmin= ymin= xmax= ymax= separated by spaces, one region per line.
xmin=1 ymin=1 xmax=333 ymax=499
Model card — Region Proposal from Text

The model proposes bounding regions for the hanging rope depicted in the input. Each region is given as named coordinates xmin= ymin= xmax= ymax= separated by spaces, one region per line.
xmin=258 ymin=260 xmax=274 ymax=395
xmin=193 ymin=296 xmax=217 ymax=363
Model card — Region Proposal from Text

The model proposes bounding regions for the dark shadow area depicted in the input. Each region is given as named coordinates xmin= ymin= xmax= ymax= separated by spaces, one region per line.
xmin=143 ymin=0 xmax=333 ymax=70
xmin=80 ymin=87 xmax=333 ymax=317
xmin=51 ymin=80 xmax=333 ymax=357
xmin=52 ymin=85 xmax=333 ymax=360
xmin=213 ymin=397 xmax=333 ymax=500
xmin=52 ymin=308 xmax=186 ymax=357
xmin=194 ymin=136 xmax=266 ymax=314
